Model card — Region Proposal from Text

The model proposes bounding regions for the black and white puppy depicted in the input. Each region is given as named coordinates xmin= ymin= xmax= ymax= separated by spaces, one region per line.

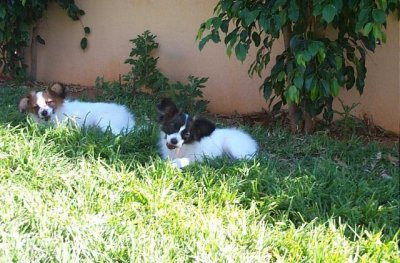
xmin=157 ymin=98 xmax=258 ymax=168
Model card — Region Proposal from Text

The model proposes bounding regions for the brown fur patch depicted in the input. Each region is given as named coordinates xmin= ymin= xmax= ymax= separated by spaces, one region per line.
xmin=48 ymin=83 xmax=66 ymax=98
xmin=23 ymin=92 xmax=38 ymax=115
xmin=42 ymin=90 xmax=64 ymax=110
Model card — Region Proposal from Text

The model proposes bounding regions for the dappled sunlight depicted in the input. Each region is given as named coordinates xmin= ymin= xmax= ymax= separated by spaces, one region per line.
xmin=0 ymin=83 xmax=398 ymax=262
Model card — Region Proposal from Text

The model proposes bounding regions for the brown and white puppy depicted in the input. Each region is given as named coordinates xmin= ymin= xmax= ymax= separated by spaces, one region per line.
xmin=19 ymin=83 xmax=135 ymax=135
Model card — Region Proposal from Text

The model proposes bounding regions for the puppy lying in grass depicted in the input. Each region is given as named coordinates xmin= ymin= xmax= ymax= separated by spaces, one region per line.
xmin=19 ymin=83 xmax=135 ymax=135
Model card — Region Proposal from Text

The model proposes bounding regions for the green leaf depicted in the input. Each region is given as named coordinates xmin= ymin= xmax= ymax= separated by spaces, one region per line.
xmin=330 ymin=79 xmax=340 ymax=97
xmin=80 ymin=37 xmax=88 ymax=50
xmin=198 ymin=35 xmax=211 ymax=51
xmin=363 ymin=22 xmax=374 ymax=36
xmin=240 ymin=30 xmax=248 ymax=42
xmin=372 ymin=24 xmax=383 ymax=41
xmin=313 ymin=3 xmax=323 ymax=16
xmin=211 ymin=32 xmax=221 ymax=43
xmin=235 ymin=43 xmax=248 ymax=62
xmin=287 ymin=85 xmax=300 ymax=104
xmin=226 ymin=44 xmax=233 ymax=57
xmin=252 ymin=32 xmax=261 ymax=47
xmin=307 ymin=41 xmax=321 ymax=56
xmin=335 ymin=55 xmax=343 ymax=70
xmin=321 ymin=79 xmax=330 ymax=96
xmin=84 ymin=27 xmax=91 ymax=34
xmin=259 ymin=14 xmax=271 ymax=32
xmin=317 ymin=48 xmax=326 ymax=63
xmin=356 ymin=76 xmax=365 ymax=94
xmin=303 ymin=51 xmax=312 ymax=62
xmin=288 ymin=0 xmax=300 ymax=21
xmin=274 ymin=12 xmax=288 ymax=30
xmin=221 ymin=19 xmax=229 ymax=33
xmin=356 ymin=8 xmax=370 ymax=31
xmin=322 ymin=4 xmax=336 ymax=23
xmin=271 ymin=101 xmax=283 ymax=113
xmin=294 ymin=74 xmax=304 ymax=89
xmin=224 ymin=28 xmax=238 ymax=45
xmin=305 ymin=74 xmax=315 ymax=91
xmin=197 ymin=24 xmax=205 ymax=40
xmin=277 ymin=71 xmax=286 ymax=82
xmin=289 ymin=35 xmax=302 ymax=50
xmin=204 ymin=18 xmax=214 ymax=29
xmin=345 ymin=66 xmax=355 ymax=90
xmin=240 ymin=8 xmax=261 ymax=27
xmin=263 ymin=80 xmax=273 ymax=100
xmin=212 ymin=17 xmax=222 ymax=29
xmin=272 ymin=0 xmax=287 ymax=11
xmin=296 ymin=53 xmax=306 ymax=67
xmin=372 ymin=9 xmax=386 ymax=24
xmin=35 ymin=35 xmax=45 ymax=45
xmin=310 ymin=83 xmax=319 ymax=101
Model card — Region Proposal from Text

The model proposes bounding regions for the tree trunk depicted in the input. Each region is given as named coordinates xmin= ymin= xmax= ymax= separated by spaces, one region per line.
xmin=282 ymin=23 xmax=302 ymax=133
xmin=302 ymin=17 xmax=325 ymax=134
xmin=288 ymin=104 xmax=301 ymax=133
xmin=303 ymin=110 xmax=315 ymax=133
xmin=29 ymin=25 xmax=39 ymax=80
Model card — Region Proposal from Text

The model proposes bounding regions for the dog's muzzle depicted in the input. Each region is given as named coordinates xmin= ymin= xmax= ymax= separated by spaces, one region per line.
xmin=166 ymin=142 xmax=177 ymax=150
xmin=39 ymin=109 xmax=52 ymax=121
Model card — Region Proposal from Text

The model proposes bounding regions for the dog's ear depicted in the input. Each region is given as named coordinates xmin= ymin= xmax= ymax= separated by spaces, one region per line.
xmin=189 ymin=117 xmax=216 ymax=140
xmin=18 ymin=92 xmax=35 ymax=113
xmin=48 ymin=83 xmax=66 ymax=98
xmin=18 ymin=97 xmax=29 ymax=113
xmin=157 ymin=98 xmax=179 ymax=121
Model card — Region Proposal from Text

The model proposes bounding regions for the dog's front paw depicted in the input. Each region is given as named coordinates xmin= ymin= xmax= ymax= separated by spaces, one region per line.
xmin=171 ymin=158 xmax=190 ymax=169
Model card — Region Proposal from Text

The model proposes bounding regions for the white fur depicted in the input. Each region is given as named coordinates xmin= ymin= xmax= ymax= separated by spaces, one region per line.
xmin=32 ymin=92 xmax=135 ymax=135
xmin=159 ymin=128 xmax=258 ymax=169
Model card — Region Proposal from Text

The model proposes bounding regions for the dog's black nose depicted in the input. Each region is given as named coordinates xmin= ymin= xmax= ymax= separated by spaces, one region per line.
xmin=42 ymin=110 xmax=48 ymax=116
xmin=170 ymin=138 xmax=178 ymax=145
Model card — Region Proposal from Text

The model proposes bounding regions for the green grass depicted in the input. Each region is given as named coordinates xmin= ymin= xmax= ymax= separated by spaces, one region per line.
xmin=0 ymin=85 xmax=399 ymax=262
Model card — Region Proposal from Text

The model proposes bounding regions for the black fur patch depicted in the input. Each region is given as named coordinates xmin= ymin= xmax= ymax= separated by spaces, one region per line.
xmin=157 ymin=98 xmax=179 ymax=122
xmin=186 ymin=117 xmax=215 ymax=143
xmin=157 ymin=98 xmax=216 ymax=144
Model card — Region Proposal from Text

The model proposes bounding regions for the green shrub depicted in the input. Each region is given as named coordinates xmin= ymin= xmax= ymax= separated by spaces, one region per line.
xmin=104 ymin=30 xmax=209 ymax=114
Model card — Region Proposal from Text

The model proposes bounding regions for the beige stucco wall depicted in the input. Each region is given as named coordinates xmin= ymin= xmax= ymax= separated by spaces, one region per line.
xmin=32 ymin=0 xmax=399 ymax=132
xmin=334 ymin=15 xmax=400 ymax=133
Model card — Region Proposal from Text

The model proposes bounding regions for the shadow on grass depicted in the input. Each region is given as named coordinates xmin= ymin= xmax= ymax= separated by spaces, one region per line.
xmin=182 ymin=130 xmax=399 ymax=241
xmin=1 ymin=84 xmax=398 ymax=243
xmin=0 ymin=85 xmax=31 ymax=126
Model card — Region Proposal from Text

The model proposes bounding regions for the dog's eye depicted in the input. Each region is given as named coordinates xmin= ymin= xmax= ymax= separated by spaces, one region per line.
xmin=33 ymin=105 xmax=39 ymax=110
xmin=164 ymin=123 xmax=179 ymax=133
xmin=182 ymin=130 xmax=190 ymax=139
xmin=47 ymin=100 xmax=55 ymax=106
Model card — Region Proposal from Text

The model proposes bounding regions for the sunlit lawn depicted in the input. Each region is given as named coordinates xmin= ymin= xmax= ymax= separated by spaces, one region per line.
xmin=0 ymin=84 xmax=398 ymax=262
